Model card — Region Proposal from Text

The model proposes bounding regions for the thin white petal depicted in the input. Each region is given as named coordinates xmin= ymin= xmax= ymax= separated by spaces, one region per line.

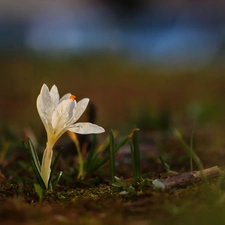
xmin=73 ymin=98 xmax=89 ymax=122
xmin=50 ymin=85 xmax=59 ymax=106
xmin=52 ymin=99 xmax=76 ymax=132
xmin=59 ymin=93 xmax=72 ymax=103
xmin=68 ymin=122 xmax=105 ymax=134
xmin=37 ymin=84 xmax=54 ymax=129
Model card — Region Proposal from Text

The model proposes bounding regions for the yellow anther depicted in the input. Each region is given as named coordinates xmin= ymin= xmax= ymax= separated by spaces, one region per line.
xmin=70 ymin=95 xmax=76 ymax=101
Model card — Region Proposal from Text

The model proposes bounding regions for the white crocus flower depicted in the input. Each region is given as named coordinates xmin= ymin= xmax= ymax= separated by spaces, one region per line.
xmin=37 ymin=84 xmax=105 ymax=188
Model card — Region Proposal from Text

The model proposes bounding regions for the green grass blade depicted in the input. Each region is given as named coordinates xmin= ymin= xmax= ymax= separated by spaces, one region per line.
xmin=85 ymin=156 xmax=104 ymax=174
xmin=110 ymin=130 xmax=116 ymax=183
xmin=28 ymin=138 xmax=41 ymax=173
xmin=172 ymin=128 xmax=209 ymax=188
xmin=130 ymin=140 xmax=136 ymax=180
xmin=85 ymin=129 xmax=139 ymax=174
xmin=190 ymin=130 xmax=194 ymax=172
xmin=115 ymin=136 xmax=129 ymax=150
xmin=116 ymin=128 xmax=139 ymax=150
xmin=104 ymin=134 xmax=131 ymax=160
xmin=132 ymin=129 xmax=141 ymax=179
xmin=22 ymin=140 xmax=46 ymax=190
xmin=52 ymin=171 xmax=63 ymax=190
xmin=85 ymin=143 xmax=117 ymax=173
xmin=95 ymin=135 xmax=111 ymax=153
xmin=34 ymin=183 xmax=43 ymax=202
xmin=85 ymin=134 xmax=109 ymax=174
xmin=173 ymin=128 xmax=204 ymax=171
xmin=85 ymin=134 xmax=97 ymax=170
xmin=129 ymin=129 xmax=141 ymax=182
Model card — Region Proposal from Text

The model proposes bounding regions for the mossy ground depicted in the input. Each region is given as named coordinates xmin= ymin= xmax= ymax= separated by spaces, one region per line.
xmin=1 ymin=54 xmax=225 ymax=224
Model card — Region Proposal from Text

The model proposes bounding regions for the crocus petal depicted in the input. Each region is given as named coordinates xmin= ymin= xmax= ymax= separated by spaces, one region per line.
xmin=37 ymin=84 xmax=55 ymax=129
xmin=51 ymin=99 xmax=76 ymax=132
xmin=68 ymin=122 xmax=105 ymax=134
xmin=59 ymin=93 xmax=73 ymax=103
xmin=73 ymin=98 xmax=89 ymax=122
xmin=50 ymin=85 xmax=60 ymax=106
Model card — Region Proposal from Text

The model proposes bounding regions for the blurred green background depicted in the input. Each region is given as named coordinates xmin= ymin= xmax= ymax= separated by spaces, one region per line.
xmin=1 ymin=0 xmax=225 ymax=136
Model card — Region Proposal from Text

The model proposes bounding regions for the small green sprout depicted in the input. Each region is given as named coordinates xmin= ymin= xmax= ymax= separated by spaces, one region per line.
xmin=112 ymin=176 xmax=136 ymax=196
xmin=34 ymin=183 xmax=43 ymax=202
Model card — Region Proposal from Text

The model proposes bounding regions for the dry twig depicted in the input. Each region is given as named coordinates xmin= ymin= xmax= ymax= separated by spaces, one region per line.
xmin=162 ymin=166 xmax=222 ymax=190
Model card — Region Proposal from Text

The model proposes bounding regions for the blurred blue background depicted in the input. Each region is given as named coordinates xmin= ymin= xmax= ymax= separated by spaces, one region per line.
xmin=1 ymin=0 xmax=225 ymax=69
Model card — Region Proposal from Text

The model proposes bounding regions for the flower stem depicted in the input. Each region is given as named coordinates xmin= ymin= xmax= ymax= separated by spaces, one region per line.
xmin=41 ymin=142 xmax=53 ymax=189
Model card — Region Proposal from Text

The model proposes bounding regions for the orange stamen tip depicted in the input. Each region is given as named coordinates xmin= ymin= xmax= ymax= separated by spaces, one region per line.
xmin=70 ymin=95 xmax=76 ymax=101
